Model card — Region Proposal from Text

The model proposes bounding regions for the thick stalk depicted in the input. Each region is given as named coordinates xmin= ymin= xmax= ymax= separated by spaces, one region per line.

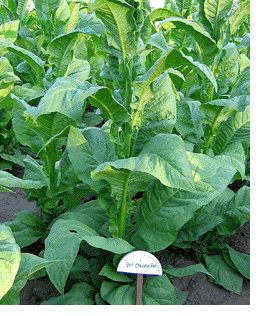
xmin=123 ymin=60 xmax=133 ymax=158
xmin=118 ymin=170 xmax=132 ymax=239
xmin=46 ymin=143 xmax=56 ymax=193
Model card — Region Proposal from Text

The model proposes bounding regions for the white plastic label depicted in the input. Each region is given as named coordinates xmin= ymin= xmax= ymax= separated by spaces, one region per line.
xmin=117 ymin=250 xmax=163 ymax=276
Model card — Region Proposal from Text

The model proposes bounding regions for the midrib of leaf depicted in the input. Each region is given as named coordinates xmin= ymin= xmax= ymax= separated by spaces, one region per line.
xmin=56 ymin=37 xmax=77 ymax=77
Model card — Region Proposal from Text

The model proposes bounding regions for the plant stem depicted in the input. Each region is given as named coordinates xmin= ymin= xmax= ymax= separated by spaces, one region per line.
xmin=118 ymin=170 xmax=131 ymax=239
xmin=46 ymin=143 xmax=56 ymax=193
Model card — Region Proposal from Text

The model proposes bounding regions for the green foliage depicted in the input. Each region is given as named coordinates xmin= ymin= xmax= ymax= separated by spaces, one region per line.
xmin=0 ymin=0 xmax=249 ymax=305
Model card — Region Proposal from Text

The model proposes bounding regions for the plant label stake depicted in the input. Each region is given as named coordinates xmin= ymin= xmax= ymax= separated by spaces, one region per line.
xmin=117 ymin=250 xmax=163 ymax=305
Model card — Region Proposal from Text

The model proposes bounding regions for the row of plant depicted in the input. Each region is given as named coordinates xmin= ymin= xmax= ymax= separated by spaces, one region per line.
xmin=0 ymin=0 xmax=250 ymax=305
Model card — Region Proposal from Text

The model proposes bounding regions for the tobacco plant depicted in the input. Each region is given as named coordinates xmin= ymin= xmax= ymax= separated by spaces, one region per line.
xmin=0 ymin=0 xmax=249 ymax=305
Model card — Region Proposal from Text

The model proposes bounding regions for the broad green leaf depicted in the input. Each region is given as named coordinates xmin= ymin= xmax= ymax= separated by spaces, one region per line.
xmin=175 ymin=93 xmax=204 ymax=144
xmin=203 ymin=254 xmax=243 ymax=294
xmin=5 ymin=44 xmax=45 ymax=87
xmin=213 ymin=105 xmax=250 ymax=154
xmin=214 ymin=142 xmax=245 ymax=179
xmin=32 ymin=77 xmax=88 ymax=124
xmin=34 ymin=0 xmax=61 ymax=22
xmin=101 ymin=281 xmax=135 ymax=305
xmin=158 ymin=17 xmax=218 ymax=65
xmin=174 ymin=213 xmax=224 ymax=244
xmin=55 ymin=0 xmax=70 ymax=22
xmin=214 ymin=43 xmax=239 ymax=94
xmin=88 ymin=86 xmax=130 ymax=124
xmin=67 ymin=126 xmax=116 ymax=194
xmin=164 ymin=263 xmax=214 ymax=278
xmin=14 ymin=210 xmax=45 ymax=228
xmin=47 ymin=32 xmax=86 ymax=78
xmin=0 ymin=170 xmax=46 ymax=190
xmin=216 ymin=186 xmax=250 ymax=236
xmin=64 ymin=59 xmax=90 ymax=82
xmin=52 ymin=199 xmax=108 ymax=233
xmin=11 ymin=94 xmax=43 ymax=153
xmin=45 ymin=219 xmax=99 ymax=294
xmin=231 ymin=66 xmax=250 ymax=98
xmin=175 ymin=0 xmax=192 ymax=15
xmin=65 ymin=2 xmax=79 ymax=34
xmin=131 ymin=71 xmax=176 ymax=154
xmin=142 ymin=274 xmax=177 ymax=305
xmin=41 ymin=282 xmax=95 ymax=305
xmin=229 ymin=0 xmax=250 ymax=35
xmin=150 ymin=8 xmax=182 ymax=25
xmin=101 ymin=274 xmax=178 ymax=305
xmin=99 ymin=262 xmax=132 ymax=282
xmin=0 ymin=225 xmax=21 ymax=300
xmin=0 ymin=252 xmax=62 ymax=305
xmin=132 ymin=151 xmax=236 ymax=252
xmin=13 ymin=84 xmax=45 ymax=102
xmin=92 ymin=134 xmax=196 ymax=193
xmin=74 ymin=13 xmax=105 ymax=36
xmin=45 ymin=219 xmax=133 ymax=294
xmin=0 ymin=20 xmax=19 ymax=43
xmin=16 ymin=0 xmax=29 ymax=21
xmin=204 ymin=0 xmax=233 ymax=41
xmin=89 ymin=0 xmax=139 ymax=61
xmin=3 ymin=220 xmax=43 ymax=248
xmin=228 ymin=247 xmax=250 ymax=280
xmin=205 ymin=95 xmax=250 ymax=113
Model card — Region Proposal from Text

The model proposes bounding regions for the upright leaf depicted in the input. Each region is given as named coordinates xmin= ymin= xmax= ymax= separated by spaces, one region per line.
xmin=229 ymin=0 xmax=250 ymax=35
xmin=204 ymin=0 xmax=233 ymax=41
xmin=47 ymin=32 xmax=86 ymax=78
xmin=89 ymin=0 xmax=139 ymax=61
xmin=0 ymin=20 xmax=19 ymax=43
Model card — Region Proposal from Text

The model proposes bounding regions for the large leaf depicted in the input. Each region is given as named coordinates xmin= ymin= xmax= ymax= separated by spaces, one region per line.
xmin=204 ymin=0 xmax=233 ymax=41
xmin=0 ymin=20 xmax=19 ymax=43
xmin=0 ymin=253 xmax=62 ymax=305
xmin=0 ymin=169 xmax=47 ymax=190
xmin=164 ymin=263 xmax=213 ymax=278
xmin=92 ymin=134 xmax=196 ymax=193
xmin=41 ymin=282 xmax=96 ymax=305
xmin=0 ymin=225 xmax=21 ymax=300
xmin=158 ymin=17 xmax=218 ymax=65
xmin=213 ymin=105 xmax=250 ymax=154
xmin=229 ymin=0 xmax=250 ymax=35
xmin=175 ymin=0 xmax=192 ymax=15
xmin=203 ymin=254 xmax=243 ymax=294
xmin=5 ymin=44 xmax=45 ymax=87
xmin=215 ymin=186 xmax=250 ymax=236
xmin=131 ymin=71 xmax=176 ymax=155
xmin=89 ymin=0 xmax=139 ymax=61
xmin=34 ymin=0 xmax=61 ymax=22
xmin=67 ymin=126 xmax=117 ymax=194
xmin=175 ymin=93 xmax=205 ymax=144
xmin=131 ymin=151 xmax=236 ymax=252
xmin=47 ymin=32 xmax=86 ymax=78
xmin=45 ymin=219 xmax=133 ymax=294
xmin=101 ymin=274 xmax=180 ymax=305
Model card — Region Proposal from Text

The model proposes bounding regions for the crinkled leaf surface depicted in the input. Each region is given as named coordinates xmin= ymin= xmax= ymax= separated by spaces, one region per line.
xmin=131 ymin=151 xmax=236 ymax=252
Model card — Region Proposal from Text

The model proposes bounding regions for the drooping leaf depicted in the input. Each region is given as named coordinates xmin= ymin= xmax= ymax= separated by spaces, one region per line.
xmin=92 ymin=134 xmax=196 ymax=193
xmin=158 ymin=17 xmax=218 ymax=65
xmin=213 ymin=105 xmax=250 ymax=154
xmin=203 ymin=254 xmax=243 ymax=294
xmin=164 ymin=263 xmax=213 ymax=278
xmin=45 ymin=219 xmax=133 ymax=294
xmin=41 ymin=282 xmax=96 ymax=305
xmin=99 ymin=262 xmax=132 ymax=282
xmin=227 ymin=246 xmax=250 ymax=280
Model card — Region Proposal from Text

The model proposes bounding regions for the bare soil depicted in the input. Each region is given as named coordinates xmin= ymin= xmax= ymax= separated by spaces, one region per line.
xmin=0 ymin=162 xmax=250 ymax=305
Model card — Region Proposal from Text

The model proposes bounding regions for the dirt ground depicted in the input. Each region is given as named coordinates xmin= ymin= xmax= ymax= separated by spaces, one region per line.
xmin=0 ymin=163 xmax=250 ymax=305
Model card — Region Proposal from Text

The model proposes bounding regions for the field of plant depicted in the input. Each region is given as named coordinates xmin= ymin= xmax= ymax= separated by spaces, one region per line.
xmin=0 ymin=0 xmax=250 ymax=305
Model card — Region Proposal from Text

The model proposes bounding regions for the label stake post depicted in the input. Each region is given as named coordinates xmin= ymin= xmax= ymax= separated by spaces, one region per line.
xmin=117 ymin=250 xmax=163 ymax=305
xmin=136 ymin=274 xmax=143 ymax=305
